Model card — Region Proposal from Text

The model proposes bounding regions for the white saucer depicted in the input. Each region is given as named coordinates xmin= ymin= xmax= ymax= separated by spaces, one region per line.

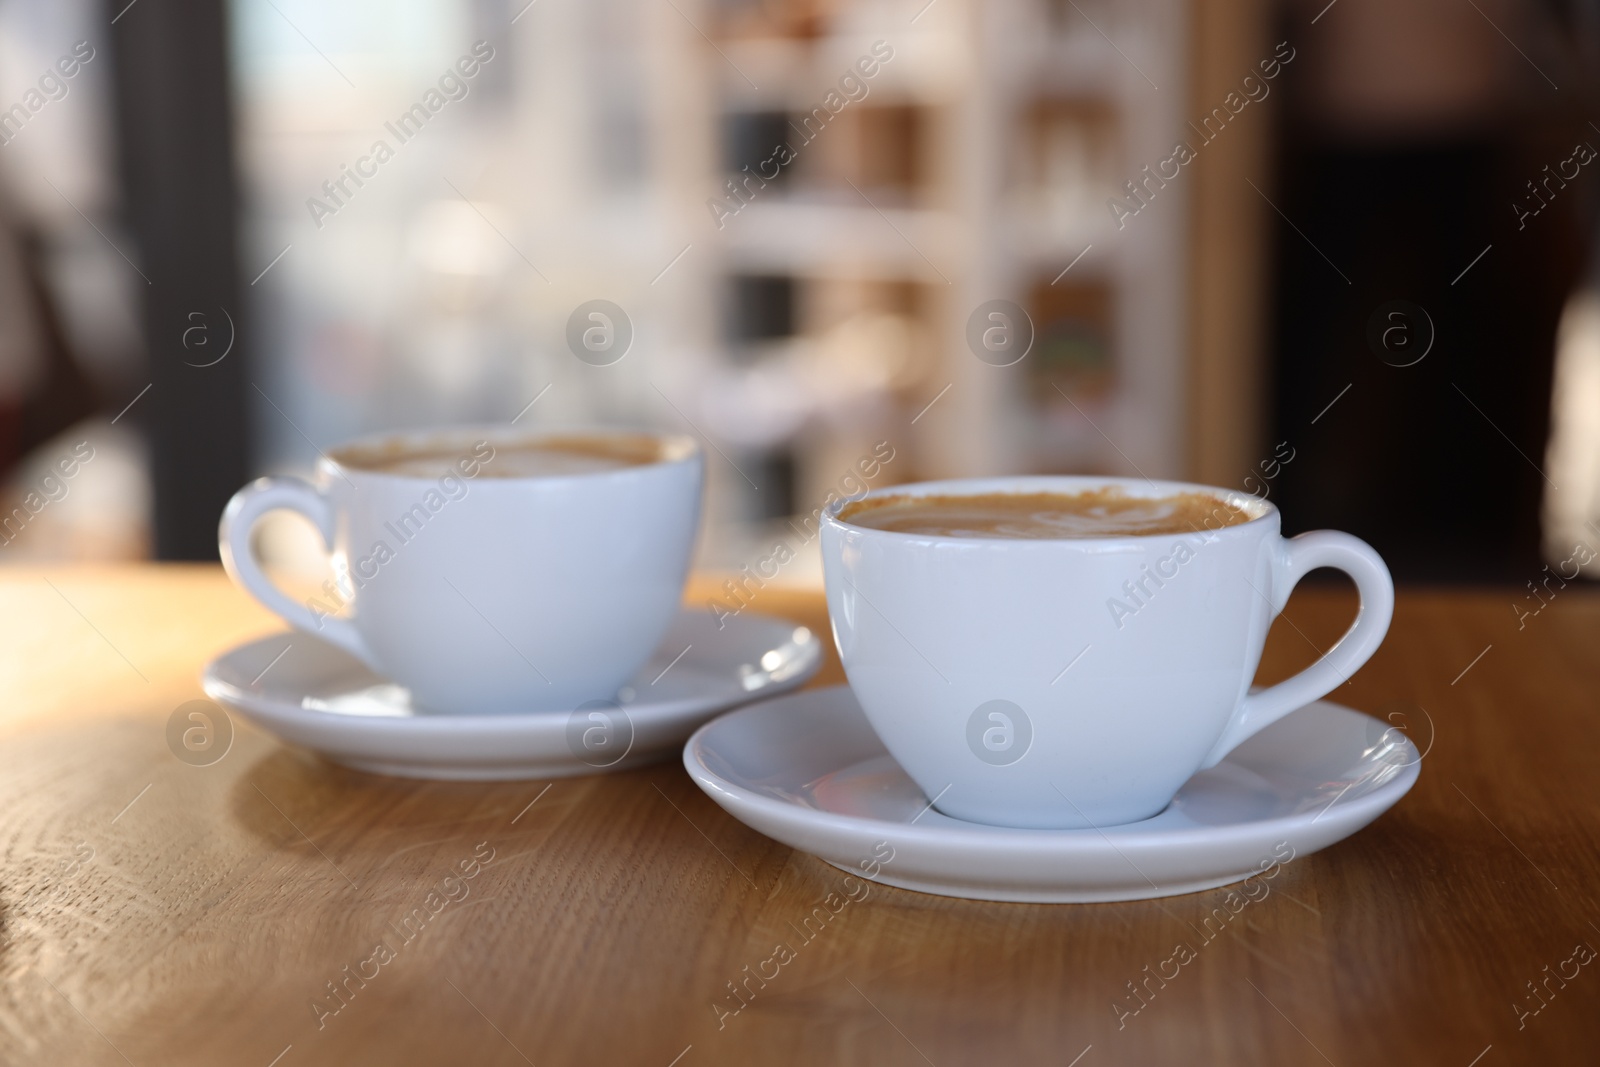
xmin=683 ymin=685 xmax=1421 ymax=902
xmin=203 ymin=609 xmax=822 ymax=780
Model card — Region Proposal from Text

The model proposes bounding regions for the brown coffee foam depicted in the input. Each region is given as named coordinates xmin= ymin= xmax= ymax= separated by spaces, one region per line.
xmin=838 ymin=488 xmax=1252 ymax=539
xmin=336 ymin=432 xmax=666 ymax=476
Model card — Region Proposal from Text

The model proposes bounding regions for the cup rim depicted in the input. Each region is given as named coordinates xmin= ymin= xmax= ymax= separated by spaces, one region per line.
xmin=822 ymin=475 xmax=1278 ymax=546
xmin=317 ymin=425 xmax=701 ymax=484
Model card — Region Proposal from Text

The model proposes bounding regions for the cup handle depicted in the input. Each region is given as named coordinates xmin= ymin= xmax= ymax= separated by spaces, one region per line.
xmin=1199 ymin=530 xmax=1394 ymax=768
xmin=218 ymin=476 xmax=373 ymax=664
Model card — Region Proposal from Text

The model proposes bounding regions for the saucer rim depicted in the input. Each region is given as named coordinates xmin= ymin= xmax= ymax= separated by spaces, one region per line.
xmin=202 ymin=607 xmax=823 ymax=733
xmin=682 ymin=684 xmax=1421 ymax=851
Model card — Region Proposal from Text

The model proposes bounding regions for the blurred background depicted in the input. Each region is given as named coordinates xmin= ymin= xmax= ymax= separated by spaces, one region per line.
xmin=0 ymin=0 xmax=1596 ymax=586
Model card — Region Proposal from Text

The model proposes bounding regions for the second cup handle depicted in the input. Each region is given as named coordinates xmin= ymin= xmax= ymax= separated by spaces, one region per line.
xmin=1199 ymin=530 xmax=1395 ymax=769
xmin=218 ymin=476 xmax=374 ymax=665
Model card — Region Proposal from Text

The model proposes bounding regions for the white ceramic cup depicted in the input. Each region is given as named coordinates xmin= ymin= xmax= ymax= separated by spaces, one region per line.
xmin=820 ymin=475 xmax=1394 ymax=829
xmin=219 ymin=427 xmax=703 ymax=714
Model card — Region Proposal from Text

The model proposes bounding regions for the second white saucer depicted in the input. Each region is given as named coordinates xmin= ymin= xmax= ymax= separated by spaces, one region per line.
xmin=684 ymin=685 xmax=1420 ymax=902
xmin=204 ymin=609 xmax=821 ymax=779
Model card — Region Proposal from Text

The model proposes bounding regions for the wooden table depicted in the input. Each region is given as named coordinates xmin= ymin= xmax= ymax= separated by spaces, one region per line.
xmin=2 ymin=566 xmax=1597 ymax=1066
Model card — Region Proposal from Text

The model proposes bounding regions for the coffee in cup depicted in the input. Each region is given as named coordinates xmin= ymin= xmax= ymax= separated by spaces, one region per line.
xmin=341 ymin=433 xmax=663 ymax=479
xmin=220 ymin=427 xmax=703 ymax=714
xmin=822 ymin=476 xmax=1393 ymax=829
xmin=838 ymin=487 xmax=1252 ymax=539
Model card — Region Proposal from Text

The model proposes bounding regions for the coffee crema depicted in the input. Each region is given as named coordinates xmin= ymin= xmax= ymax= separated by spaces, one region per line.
xmin=837 ymin=488 xmax=1253 ymax=539
xmin=338 ymin=433 xmax=665 ymax=478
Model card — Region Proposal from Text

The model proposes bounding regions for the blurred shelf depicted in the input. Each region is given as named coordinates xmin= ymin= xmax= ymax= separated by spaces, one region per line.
xmin=717 ymin=199 xmax=960 ymax=281
xmin=1017 ymin=32 xmax=1126 ymax=96
xmin=714 ymin=33 xmax=973 ymax=109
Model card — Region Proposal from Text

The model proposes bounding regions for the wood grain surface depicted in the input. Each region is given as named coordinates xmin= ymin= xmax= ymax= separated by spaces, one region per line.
xmin=0 ymin=565 xmax=1596 ymax=1066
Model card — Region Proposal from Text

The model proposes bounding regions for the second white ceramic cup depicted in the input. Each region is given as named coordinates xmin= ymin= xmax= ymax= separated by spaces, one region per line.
xmin=220 ymin=427 xmax=703 ymax=714
xmin=821 ymin=476 xmax=1394 ymax=829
